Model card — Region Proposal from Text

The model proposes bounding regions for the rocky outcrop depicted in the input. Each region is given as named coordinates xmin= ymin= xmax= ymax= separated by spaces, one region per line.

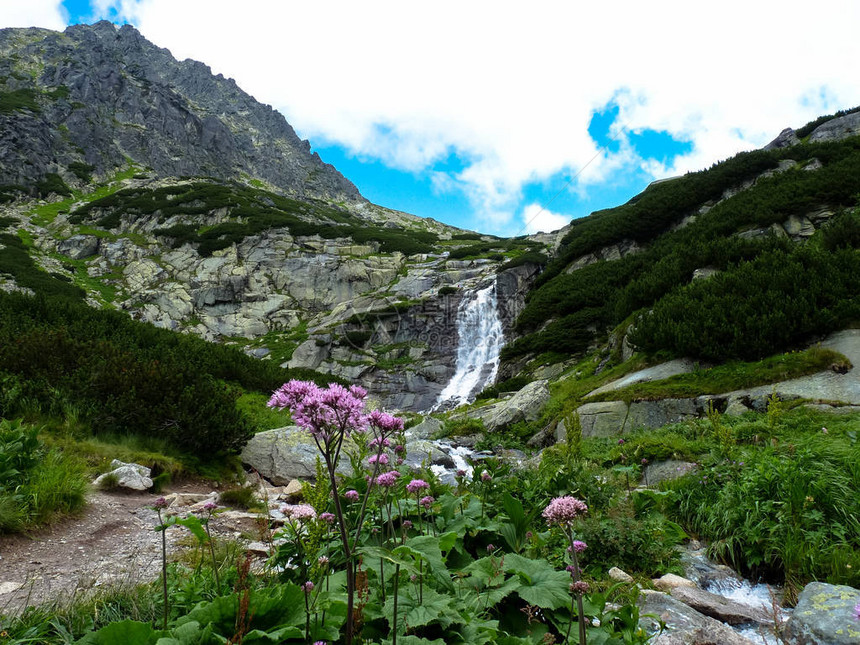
xmin=240 ymin=426 xmax=344 ymax=483
xmin=782 ymin=582 xmax=860 ymax=645
xmin=669 ymin=586 xmax=773 ymax=626
xmin=638 ymin=590 xmax=757 ymax=645
xmin=0 ymin=23 xmax=359 ymax=202
xmin=484 ymin=380 xmax=550 ymax=431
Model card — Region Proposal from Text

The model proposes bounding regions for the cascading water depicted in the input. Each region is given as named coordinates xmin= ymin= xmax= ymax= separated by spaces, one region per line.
xmin=435 ymin=280 xmax=505 ymax=409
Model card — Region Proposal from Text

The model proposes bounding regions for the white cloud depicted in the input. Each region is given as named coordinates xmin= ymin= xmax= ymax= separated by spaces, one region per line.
xmin=32 ymin=1 xmax=860 ymax=231
xmin=0 ymin=0 xmax=66 ymax=30
xmin=521 ymin=203 xmax=570 ymax=235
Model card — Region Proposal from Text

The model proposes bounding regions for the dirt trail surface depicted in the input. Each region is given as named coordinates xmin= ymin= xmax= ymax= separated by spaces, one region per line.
xmin=0 ymin=483 xmax=215 ymax=615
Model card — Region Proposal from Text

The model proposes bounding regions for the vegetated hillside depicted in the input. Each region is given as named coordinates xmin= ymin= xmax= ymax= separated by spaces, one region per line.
xmin=504 ymin=111 xmax=860 ymax=370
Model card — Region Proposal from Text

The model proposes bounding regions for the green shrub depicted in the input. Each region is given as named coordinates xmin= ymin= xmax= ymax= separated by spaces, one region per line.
xmin=218 ymin=485 xmax=259 ymax=510
xmin=0 ymin=88 xmax=40 ymax=114
xmin=36 ymin=173 xmax=71 ymax=197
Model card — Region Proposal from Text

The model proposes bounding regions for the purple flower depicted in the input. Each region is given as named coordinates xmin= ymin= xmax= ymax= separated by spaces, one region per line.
xmin=282 ymin=503 xmax=317 ymax=521
xmin=617 ymin=438 xmax=625 ymax=445
xmin=153 ymin=497 xmax=168 ymax=510
xmin=368 ymin=409 xmax=405 ymax=433
xmin=368 ymin=453 xmax=389 ymax=466
xmin=480 ymin=470 xmax=492 ymax=482
xmin=570 ymin=580 xmax=590 ymax=594
xmin=268 ymin=380 xmax=368 ymax=440
xmin=375 ymin=470 xmax=400 ymax=488
xmin=402 ymin=520 xmax=413 ymax=530
xmin=318 ymin=556 xmax=329 ymax=566
xmin=394 ymin=444 xmax=406 ymax=454
xmin=344 ymin=489 xmax=360 ymax=502
xmin=420 ymin=495 xmax=435 ymax=509
xmin=301 ymin=581 xmax=314 ymax=593
xmin=572 ymin=540 xmax=587 ymax=553
xmin=641 ymin=458 xmax=648 ymax=465
xmin=314 ymin=641 xmax=327 ymax=645
xmin=203 ymin=501 xmax=217 ymax=512
xmin=406 ymin=479 xmax=430 ymax=494
xmin=456 ymin=469 xmax=467 ymax=478
xmin=854 ymin=601 xmax=860 ymax=620
xmin=542 ymin=496 xmax=588 ymax=525
xmin=368 ymin=436 xmax=391 ymax=449
xmin=487 ymin=544 xmax=496 ymax=553
xmin=319 ymin=512 xmax=336 ymax=524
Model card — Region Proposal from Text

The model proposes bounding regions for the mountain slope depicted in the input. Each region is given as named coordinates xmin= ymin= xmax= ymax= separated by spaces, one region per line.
xmin=0 ymin=21 xmax=358 ymax=201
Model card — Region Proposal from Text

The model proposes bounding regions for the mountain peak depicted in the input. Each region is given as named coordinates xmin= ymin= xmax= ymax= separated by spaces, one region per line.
xmin=0 ymin=23 xmax=361 ymax=202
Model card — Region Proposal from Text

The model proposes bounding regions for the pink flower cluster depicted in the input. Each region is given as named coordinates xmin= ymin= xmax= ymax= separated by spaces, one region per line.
xmin=542 ymin=496 xmax=588 ymax=525
xmin=406 ymin=479 xmax=430 ymax=494
xmin=280 ymin=503 xmax=317 ymax=521
xmin=268 ymin=380 xmax=369 ymax=441
xmin=375 ymin=471 xmax=401 ymax=488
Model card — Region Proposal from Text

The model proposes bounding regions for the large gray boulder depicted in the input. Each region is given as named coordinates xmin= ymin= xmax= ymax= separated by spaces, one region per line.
xmin=624 ymin=398 xmax=699 ymax=433
xmin=576 ymin=400 xmax=629 ymax=438
xmin=639 ymin=589 xmax=756 ymax=644
xmin=783 ymin=582 xmax=860 ymax=645
xmin=669 ymin=586 xmax=772 ymax=626
xmin=485 ymin=380 xmax=550 ymax=432
xmin=57 ymin=234 xmax=100 ymax=259
xmin=240 ymin=426 xmax=351 ymax=483
xmin=92 ymin=460 xmax=153 ymax=491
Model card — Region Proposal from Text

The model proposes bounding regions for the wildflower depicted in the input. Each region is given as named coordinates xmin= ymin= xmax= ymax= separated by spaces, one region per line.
xmin=406 ymin=479 xmax=430 ymax=494
xmin=456 ymin=469 xmax=467 ymax=478
xmin=591 ymin=618 xmax=601 ymax=627
xmin=572 ymin=540 xmax=587 ymax=553
xmin=203 ymin=501 xmax=217 ymax=511
xmin=420 ymin=495 xmax=434 ymax=509
xmin=822 ymin=427 xmax=828 ymax=434
xmin=314 ymin=641 xmax=327 ymax=645
xmin=318 ymin=556 xmax=329 ymax=566
xmin=487 ymin=544 xmax=496 ymax=553
xmin=153 ymin=497 xmax=168 ymax=510
xmin=301 ymin=581 xmax=315 ymax=593
xmin=368 ymin=436 xmax=391 ymax=449
xmin=641 ymin=458 xmax=648 ymax=465
xmin=394 ymin=444 xmax=406 ymax=454
xmin=410 ymin=574 xmax=418 ymax=582
xmin=344 ymin=489 xmax=360 ymax=502
xmin=375 ymin=471 xmax=400 ymax=487
xmin=368 ymin=453 xmax=389 ymax=466
xmin=402 ymin=520 xmax=413 ymax=530
xmin=283 ymin=504 xmax=317 ymax=521
xmin=854 ymin=601 xmax=860 ymax=619
xmin=570 ymin=580 xmax=590 ymax=594
xmin=480 ymin=470 xmax=492 ymax=482
xmin=542 ymin=496 xmax=588 ymax=525
xmin=368 ymin=409 xmax=405 ymax=433
xmin=617 ymin=438 xmax=625 ymax=445
xmin=319 ymin=512 xmax=336 ymax=524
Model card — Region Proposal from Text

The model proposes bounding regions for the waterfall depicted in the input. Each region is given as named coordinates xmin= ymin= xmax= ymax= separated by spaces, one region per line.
xmin=435 ymin=281 xmax=505 ymax=408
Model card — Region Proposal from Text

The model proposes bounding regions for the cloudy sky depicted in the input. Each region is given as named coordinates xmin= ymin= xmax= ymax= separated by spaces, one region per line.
xmin=3 ymin=1 xmax=860 ymax=235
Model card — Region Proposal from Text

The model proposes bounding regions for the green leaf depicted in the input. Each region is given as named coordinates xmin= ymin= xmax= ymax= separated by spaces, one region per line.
xmin=173 ymin=515 xmax=209 ymax=544
xmin=394 ymin=534 xmax=454 ymax=590
xmin=75 ymin=620 xmax=161 ymax=645
xmin=503 ymin=553 xmax=572 ymax=610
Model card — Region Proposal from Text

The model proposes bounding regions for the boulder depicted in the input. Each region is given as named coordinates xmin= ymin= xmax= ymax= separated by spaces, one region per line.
xmin=92 ymin=460 xmax=153 ymax=491
xmin=407 ymin=416 xmax=444 ymax=440
xmin=642 ymin=460 xmax=697 ymax=487
xmin=609 ymin=567 xmax=634 ymax=583
xmin=782 ymin=581 xmax=860 ymax=645
xmin=57 ymin=234 xmax=100 ymax=259
xmin=624 ymin=398 xmax=699 ymax=432
xmin=576 ymin=401 xmax=629 ymax=438
xmin=669 ymin=586 xmax=772 ymax=626
xmin=654 ymin=574 xmax=698 ymax=592
xmin=638 ymin=589 xmax=756 ymax=645
xmin=240 ymin=426 xmax=352 ymax=483
xmin=485 ymin=380 xmax=550 ymax=432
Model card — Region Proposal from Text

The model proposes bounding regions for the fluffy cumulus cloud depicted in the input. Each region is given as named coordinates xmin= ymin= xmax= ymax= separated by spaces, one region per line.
xmin=8 ymin=1 xmax=860 ymax=232
xmin=0 ymin=0 xmax=66 ymax=30
xmin=521 ymin=203 xmax=570 ymax=235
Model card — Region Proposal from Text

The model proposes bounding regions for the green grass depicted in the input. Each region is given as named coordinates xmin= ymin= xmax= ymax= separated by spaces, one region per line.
xmin=236 ymin=390 xmax=292 ymax=432
xmin=585 ymin=346 xmax=851 ymax=403
xmin=0 ymin=87 xmax=40 ymax=113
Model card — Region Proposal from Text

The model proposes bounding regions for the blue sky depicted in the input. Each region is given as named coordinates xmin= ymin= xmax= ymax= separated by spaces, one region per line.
xmin=7 ymin=1 xmax=860 ymax=235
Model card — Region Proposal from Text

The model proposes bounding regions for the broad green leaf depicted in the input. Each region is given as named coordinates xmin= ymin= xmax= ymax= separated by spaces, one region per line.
xmin=75 ymin=620 xmax=160 ymax=645
xmin=395 ymin=534 xmax=454 ymax=590
xmin=242 ymin=625 xmax=303 ymax=643
xmin=173 ymin=515 xmax=209 ymax=544
xmin=503 ymin=553 xmax=572 ymax=610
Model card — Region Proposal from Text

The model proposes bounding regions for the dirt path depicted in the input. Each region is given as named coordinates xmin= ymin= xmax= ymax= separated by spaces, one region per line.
xmin=0 ymin=482 xmax=215 ymax=616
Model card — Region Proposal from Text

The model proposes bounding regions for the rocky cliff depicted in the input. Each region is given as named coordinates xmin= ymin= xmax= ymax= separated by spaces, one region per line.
xmin=0 ymin=22 xmax=358 ymax=202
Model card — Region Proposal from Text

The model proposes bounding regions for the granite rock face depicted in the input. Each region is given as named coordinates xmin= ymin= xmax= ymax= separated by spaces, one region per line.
xmin=0 ymin=22 xmax=359 ymax=202
xmin=782 ymin=582 xmax=860 ymax=645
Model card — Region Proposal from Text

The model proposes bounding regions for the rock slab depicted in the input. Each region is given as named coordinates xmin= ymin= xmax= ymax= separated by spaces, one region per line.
xmin=782 ymin=581 xmax=860 ymax=645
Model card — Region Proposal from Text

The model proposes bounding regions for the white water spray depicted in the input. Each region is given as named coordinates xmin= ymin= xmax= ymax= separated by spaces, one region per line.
xmin=435 ymin=281 xmax=505 ymax=408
